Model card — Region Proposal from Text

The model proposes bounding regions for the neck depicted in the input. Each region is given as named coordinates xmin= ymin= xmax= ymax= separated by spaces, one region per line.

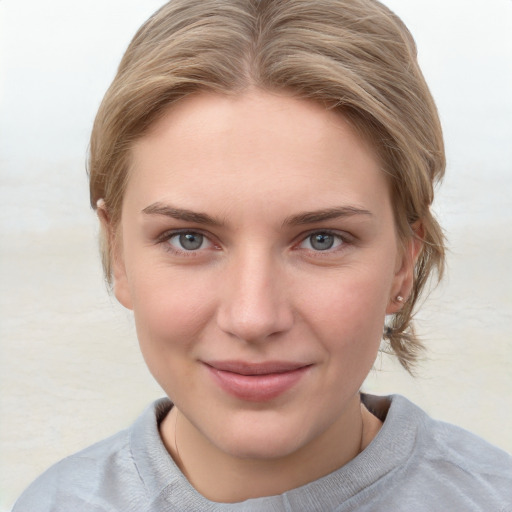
xmin=160 ymin=396 xmax=382 ymax=503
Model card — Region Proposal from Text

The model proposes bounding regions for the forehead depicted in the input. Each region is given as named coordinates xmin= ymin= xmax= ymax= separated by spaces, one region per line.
xmin=125 ymin=90 xmax=390 ymax=220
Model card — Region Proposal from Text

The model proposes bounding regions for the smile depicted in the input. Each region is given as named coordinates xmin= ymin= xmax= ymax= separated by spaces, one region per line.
xmin=203 ymin=361 xmax=312 ymax=402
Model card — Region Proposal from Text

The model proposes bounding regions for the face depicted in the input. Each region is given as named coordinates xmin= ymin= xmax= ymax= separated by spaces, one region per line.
xmin=112 ymin=90 xmax=415 ymax=460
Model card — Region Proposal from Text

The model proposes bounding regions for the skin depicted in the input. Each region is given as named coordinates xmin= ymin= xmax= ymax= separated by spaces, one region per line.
xmin=104 ymin=89 xmax=420 ymax=502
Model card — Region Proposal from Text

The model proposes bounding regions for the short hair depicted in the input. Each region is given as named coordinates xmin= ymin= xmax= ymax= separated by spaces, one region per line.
xmin=88 ymin=0 xmax=445 ymax=373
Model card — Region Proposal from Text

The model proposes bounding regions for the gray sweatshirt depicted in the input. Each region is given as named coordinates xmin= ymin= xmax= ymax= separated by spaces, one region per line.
xmin=13 ymin=394 xmax=512 ymax=511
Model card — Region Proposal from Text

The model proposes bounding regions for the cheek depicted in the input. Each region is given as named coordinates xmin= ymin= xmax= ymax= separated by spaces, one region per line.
xmin=316 ymin=274 xmax=390 ymax=391
xmin=299 ymin=265 xmax=393 ymax=343
xmin=127 ymin=266 xmax=217 ymax=365
xmin=132 ymin=278 xmax=210 ymax=342
xmin=129 ymin=273 xmax=214 ymax=400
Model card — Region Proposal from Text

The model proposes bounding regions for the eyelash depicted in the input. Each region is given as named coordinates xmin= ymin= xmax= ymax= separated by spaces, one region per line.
xmin=156 ymin=229 xmax=353 ymax=257
xmin=295 ymin=230 xmax=350 ymax=255
xmin=157 ymin=229 xmax=217 ymax=256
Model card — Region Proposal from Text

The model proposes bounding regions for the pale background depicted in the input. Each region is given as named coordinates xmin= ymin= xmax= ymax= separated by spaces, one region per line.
xmin=1 ymin=0 xmax=511 ymax=510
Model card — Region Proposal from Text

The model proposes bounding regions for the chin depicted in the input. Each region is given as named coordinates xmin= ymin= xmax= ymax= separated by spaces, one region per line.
xmin=221 ymin=433 xmax=305 ymax=461
xmin=207 ymin=412 xmax=315 ymax=461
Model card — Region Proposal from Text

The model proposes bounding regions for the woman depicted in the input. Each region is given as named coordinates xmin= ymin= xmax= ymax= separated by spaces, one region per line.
xmin=13 ymin=0 xmax=511 ymax=510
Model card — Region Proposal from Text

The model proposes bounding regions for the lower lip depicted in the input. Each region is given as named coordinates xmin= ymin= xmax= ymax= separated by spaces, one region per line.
xmin=205 ymin=365 xmax=311 ymax=402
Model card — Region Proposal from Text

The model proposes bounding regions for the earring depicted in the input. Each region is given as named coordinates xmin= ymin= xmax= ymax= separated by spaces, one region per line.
xmin=395 ymin=295 xmax=405 ymax=303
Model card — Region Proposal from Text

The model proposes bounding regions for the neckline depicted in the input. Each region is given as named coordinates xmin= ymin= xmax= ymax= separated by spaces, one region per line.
xmin=130 ymin=394 xmax=420 ymax=510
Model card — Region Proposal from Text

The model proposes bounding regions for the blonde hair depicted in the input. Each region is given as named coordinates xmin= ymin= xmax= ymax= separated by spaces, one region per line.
xmin=88 ymin=0 xmax=445 ymax=373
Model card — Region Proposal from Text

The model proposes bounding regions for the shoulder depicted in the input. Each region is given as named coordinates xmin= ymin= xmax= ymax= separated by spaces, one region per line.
xmin=424 ymin=412 xmax=512 ymax=470
xmin=384 ymin=394 xmax=512 ymax=509
xmin=12 ymin=399 xmax=173 ymax=512
xmin=400 ymin=395 xmax=512 ymax=476
xmin=12 ymin=429 xmax=141 ymax=512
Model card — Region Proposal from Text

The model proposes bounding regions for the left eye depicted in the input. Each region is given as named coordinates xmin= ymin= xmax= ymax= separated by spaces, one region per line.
xmin=167 ymin=232 xmax=211 ymax=251
xmin=299 ymin=232 xmax=344 ymax=251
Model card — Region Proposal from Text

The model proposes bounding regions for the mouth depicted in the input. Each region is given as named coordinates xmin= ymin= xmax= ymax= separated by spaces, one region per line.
xmin=203 ymin=360 xmax=312 ymax=401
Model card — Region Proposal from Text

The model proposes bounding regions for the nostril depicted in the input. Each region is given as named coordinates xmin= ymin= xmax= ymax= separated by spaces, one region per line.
xmin=216 ymin=294 xmax=294 ymax=343
xmin=215 ymin=257 xmax=294 ymax=342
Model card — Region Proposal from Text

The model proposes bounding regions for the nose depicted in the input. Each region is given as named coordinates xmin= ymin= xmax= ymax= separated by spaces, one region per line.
xmin=216 ymin=249 xmax=294 ymax=343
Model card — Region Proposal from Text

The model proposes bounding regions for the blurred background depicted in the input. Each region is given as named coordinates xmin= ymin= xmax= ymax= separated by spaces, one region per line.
xmin=1 ymin=0 xmax=511 ymax=509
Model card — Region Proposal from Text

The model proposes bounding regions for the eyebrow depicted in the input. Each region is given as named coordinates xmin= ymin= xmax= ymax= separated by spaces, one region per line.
xmin=142 ymin=202 xmax=224 ymax=226
xmin=283 ymin=206 xmax=373 ymax=226
xmin=142 ymin=202 xmax=372 ymax=227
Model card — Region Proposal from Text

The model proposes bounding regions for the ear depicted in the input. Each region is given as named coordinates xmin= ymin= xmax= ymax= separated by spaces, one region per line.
xmin=96 ymin=200 xmax=133 ymax=310
xmin=386 ymin=221 xmax=424 ymax=315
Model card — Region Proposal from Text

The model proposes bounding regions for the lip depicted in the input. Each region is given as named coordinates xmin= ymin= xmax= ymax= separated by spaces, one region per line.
xmin=203 ymin=360 xmax=312 ymax=402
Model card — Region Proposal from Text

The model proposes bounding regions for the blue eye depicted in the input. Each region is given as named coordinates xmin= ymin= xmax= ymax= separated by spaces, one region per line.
xmin=300 ymin=232 xmax=344 ymax=251
xmin=168 ymin=232 xmax=209 ymax=251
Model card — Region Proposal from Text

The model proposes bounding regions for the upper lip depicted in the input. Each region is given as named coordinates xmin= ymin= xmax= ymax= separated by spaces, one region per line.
xmin=204 ymin=360 xmax=311 ymax=375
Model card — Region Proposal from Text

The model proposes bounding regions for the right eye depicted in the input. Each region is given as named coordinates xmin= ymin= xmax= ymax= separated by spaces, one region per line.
xmin=166 ymin=232 xmax=212 ymax=252
xmin=298 ymin=231 xmax=345 ymax=252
